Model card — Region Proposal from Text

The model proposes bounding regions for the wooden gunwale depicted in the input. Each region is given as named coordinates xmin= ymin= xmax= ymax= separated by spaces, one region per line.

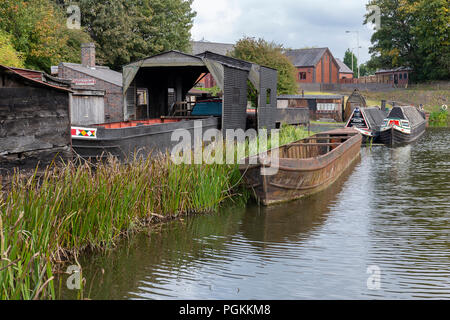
xmin=285 ymin=142 xmax=342 ymax=147
xmin=242 ymin=133 xmax=360 ymax=173
xmin=239 ymin=129 xmax=362 ymax=205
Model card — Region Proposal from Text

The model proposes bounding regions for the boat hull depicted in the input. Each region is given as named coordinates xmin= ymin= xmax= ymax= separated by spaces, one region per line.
xmin=379 ymin=121 xmax=426 ymax=146
xmin=240 ymin=130 xmax=362 ymax=205
xmin=72 ymin=117 xmax=219 ymax=160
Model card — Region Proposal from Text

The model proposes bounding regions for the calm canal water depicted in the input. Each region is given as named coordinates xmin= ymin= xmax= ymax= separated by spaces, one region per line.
xmin=59 ymin=128 xmax=450 ymax=300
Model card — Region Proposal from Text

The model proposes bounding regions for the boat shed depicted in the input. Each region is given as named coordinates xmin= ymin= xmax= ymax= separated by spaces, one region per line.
xmin=122 ymin=50 xmax=278 ymax=133
xmin=0 ymin=65 xmax=73 ymax=172
xmin=344 ymin=88 xmax=368 ymax=122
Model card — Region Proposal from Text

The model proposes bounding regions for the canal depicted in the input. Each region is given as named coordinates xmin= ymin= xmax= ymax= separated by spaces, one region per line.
xmin=59 ymin=128 xmax=450 ymax=300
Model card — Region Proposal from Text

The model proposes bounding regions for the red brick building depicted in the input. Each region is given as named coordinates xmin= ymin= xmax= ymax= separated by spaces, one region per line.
xmin=190 ymin=41 xmax=235 ymax=89
xmin=336 ymin=58 xmax=354 ymax=80
xmin=285 ymin=48 xmax=341 ymax=85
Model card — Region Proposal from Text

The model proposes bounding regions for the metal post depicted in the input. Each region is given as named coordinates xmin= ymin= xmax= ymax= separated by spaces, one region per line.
xmin=347 ymin=30 xmax=361 ymax=79
xmin=357 ymin=31 xmax=360 ymax=79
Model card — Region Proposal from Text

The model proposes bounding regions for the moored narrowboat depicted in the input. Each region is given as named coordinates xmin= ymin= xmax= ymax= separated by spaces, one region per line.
xmin=379 ymin=106 xmax=427 ymax=146
xmin=345 ymin=106 xmax=387 ymax=143
xmin=239 ymin=128 xmax=362 ymax=206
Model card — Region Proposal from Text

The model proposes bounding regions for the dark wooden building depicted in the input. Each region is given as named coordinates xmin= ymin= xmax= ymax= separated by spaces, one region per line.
xmin=0 ymin=65 xmax=72 ymax=171
xmin=375 ymin=67 xmax=412 ymax=87
xmin=277 ymin=94 xmax=345 ymax=122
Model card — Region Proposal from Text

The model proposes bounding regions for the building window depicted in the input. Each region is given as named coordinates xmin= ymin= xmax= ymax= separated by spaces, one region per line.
xmin=266 ymin=89 xmax=271 ymax=105
xmin=137 ymin=89 xmax=148 ymax=105
xmin=399 ymin=73 xmax=403 ymax=80
xmin=317 ymin=103 xmax=338 ymax=112
xmin=299 ymin=72 xmax=307 ymax=80
xmin=232 ymin=88 xmax=240 ymax=105
xmin=404 ymin=73 xmax=408 ymax=79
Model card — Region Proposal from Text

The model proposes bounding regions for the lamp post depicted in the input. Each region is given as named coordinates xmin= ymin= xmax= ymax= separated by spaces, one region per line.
xmin=351 ymin=46 xmax=362 ymax=77
xmin=346 ymin=30 xmax=360 ymax=78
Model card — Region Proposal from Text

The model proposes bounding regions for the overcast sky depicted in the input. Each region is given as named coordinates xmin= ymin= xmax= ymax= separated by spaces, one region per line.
xmin=191 ymin=0 xmax=376 ymax=64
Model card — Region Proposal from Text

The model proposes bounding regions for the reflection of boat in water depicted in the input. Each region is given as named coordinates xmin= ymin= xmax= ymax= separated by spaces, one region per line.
xmin=241 ymin=155 xmax=361 ymax=244
xmin=345 ymin=107 xmax=387 ymax=143
xmin=379 ymin=106 xmax=427 ymax=146
xmin=239 ymin=128 xmax=362 ymax=205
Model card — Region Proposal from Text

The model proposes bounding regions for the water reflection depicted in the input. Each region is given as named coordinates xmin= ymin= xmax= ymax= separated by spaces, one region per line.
xmin=58 ymin=128 xmax=450 ymax=300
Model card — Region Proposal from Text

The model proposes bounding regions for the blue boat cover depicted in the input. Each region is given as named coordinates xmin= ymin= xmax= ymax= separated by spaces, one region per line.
xmin=191 ymin=100 xmax=222 ymax=116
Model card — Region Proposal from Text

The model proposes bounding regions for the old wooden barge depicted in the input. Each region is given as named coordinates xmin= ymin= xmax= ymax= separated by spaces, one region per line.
xmin=239 ymin=128 xmax=362 ymax=205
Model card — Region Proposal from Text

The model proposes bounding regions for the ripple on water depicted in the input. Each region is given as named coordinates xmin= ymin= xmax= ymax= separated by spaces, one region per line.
xmin=62 ymin=129 xmax=450 ymax=300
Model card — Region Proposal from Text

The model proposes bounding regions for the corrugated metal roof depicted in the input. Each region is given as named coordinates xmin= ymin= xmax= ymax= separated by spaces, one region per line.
xmin=0 ymin=65 xmax=72 ymax=92
xmin=376 ymin=67 xmax=412 ymax=74
xmin=191 ymin=41 xmax=235 ymax=56
xmin=284 ymin=48 xmax=328 ymax=67
xmin=336 ymin=58 xmax=354 ymax=74
xmin=60 ymin=63 xmax=123 ymax=87
xmin=196 ymin=51 xmax=253 ymax=71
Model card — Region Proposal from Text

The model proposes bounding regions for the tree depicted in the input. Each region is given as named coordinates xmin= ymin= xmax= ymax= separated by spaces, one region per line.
xmin=230 ymin=37 xmax=298 ymax=104
xmin=0 ymin=0 xmax=92 ymax=71
xmin=359 ymin=63 xmax=376 ymax=77
xmin=0 ymin=30 xmax=24 ymax=67
xmin=73 ymin=0 xmax=196 ymax=70
xmin=343 ymin=49 xmax=357 ymax=75
xmin=364 ymin=0 xmax=449 ymax=81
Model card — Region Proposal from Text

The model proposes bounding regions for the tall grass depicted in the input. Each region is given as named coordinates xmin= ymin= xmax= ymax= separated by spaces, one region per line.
xmin=0 ymin=125 xmax=311 ymax=300
xmin=429 ymin=109 xmax=449 ymax=127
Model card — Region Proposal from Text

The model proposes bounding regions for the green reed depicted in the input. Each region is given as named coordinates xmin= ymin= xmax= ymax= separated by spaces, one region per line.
xmin=0 ymin=155 xmax=246 ymax=299
xmin=0 ymin=124 xmax=311 ymax=300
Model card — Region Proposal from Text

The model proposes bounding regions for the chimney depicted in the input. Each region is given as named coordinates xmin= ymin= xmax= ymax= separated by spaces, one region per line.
xmin=81 ymin=43 xmax=96 ymax=68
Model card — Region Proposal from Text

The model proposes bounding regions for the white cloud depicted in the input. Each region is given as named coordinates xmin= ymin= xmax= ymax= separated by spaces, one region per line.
xmin=191 ymin=0 xmax=375 ymax=63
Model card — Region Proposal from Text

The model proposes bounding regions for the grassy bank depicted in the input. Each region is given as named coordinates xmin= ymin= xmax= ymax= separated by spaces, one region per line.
xmin=0 ymin=125 xmax=311 ymax=300
xmin=307 ymin=83 xmax=450 ymax=126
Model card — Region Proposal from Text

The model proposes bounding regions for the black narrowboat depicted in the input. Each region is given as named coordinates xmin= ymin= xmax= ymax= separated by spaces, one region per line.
xmin=379 ymin=106 xmax=427 ymax=146
xmin=345 ymin=106 xmax=387 ymax=143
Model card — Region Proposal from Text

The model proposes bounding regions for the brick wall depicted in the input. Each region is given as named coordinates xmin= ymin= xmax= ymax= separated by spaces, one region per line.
xmin=81 ymin=43 xmax=95 ymax=67
xmin=296 ymin=67 xmax=314 ymax=83
xmin=316 ymin=60 xmax=322 ymax=83
xmin=331 ymin=60 xmax=339 ymax=84
xmin=323 ymin=53 xmax=330 ymax=83
xmin=58 ymin=65 xmax=124 ymax=122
